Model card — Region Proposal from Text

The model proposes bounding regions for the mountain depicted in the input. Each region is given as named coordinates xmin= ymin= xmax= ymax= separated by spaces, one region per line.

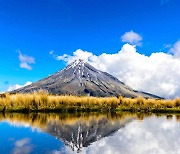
xmin=13 ymin=59 xmax=160 ymax=98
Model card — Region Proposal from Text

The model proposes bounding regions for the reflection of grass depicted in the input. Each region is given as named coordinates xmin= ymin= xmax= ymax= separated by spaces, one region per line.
xmin=0 ymin=112 xmax=138 ymax=129
xmin=1 ymin=92 xmax=180 ymax=113
xmin=0 ymin=112 xmax=180 ymax=130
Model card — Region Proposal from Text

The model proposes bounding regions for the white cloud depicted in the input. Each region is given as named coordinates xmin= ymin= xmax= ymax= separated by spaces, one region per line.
xmin=56 ymin=41 xmax=180 ymax=98
xmin=49 ymin=50 xmax=54 ymax=55
xmin=121 ymin=31 xmax=142 ymax=46
xmin=7 ymin=81 xmax=32 ymax=92
xmin=56 ymin=49 xmax=94 ymax=63
xmin=170 ymin=40 xmax=180 ymax=57
xmin=18 ymin=51 xmax=35 ymax=70
xmin=163 ymin=44 xmax=172 ymax=49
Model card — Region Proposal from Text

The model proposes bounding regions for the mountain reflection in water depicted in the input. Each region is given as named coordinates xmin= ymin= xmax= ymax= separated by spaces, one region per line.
xmin=0 ymin=112 xmax=180 ymax=154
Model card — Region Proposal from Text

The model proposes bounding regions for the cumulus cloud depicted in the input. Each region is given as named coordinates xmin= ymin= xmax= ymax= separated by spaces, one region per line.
xmin=56 ymin=41 xmax=180 ymax=98
xmin=121 ymin=31 xmax=142 ymax=46
xmin=7 ymin=81 xmax=32 ymax=92
xmin=18 ymin=52 xmax=35 ymax=70
xmin=56 ymin=49 xmax=94 ymax=63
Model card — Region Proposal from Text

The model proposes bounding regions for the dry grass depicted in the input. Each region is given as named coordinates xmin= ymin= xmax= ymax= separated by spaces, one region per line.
xmin=0 ymin=92 xmax=180 ymax=112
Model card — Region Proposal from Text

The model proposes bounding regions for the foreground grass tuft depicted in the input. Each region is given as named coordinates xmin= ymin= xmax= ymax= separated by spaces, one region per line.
xmin=0 ymin=92 xmax=180 ymax=113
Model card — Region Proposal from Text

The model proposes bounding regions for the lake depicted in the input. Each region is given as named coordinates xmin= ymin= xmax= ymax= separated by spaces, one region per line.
xmin=0 ymin=112 xmax=180 ymax=154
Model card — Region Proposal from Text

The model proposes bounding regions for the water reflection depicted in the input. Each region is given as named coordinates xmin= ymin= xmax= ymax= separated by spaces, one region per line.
xmin=0 ymin=112 xmax=180 ymax=154
xmin=45 ymin=113 xmax=135 ymax=152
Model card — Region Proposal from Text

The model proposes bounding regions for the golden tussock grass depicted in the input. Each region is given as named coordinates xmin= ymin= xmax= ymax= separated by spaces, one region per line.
xmin=0 ymin=92 xmax=180 ymax=113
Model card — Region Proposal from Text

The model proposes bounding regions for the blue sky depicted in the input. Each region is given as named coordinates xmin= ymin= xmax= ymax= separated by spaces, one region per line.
xmin=0 ymin=0 xmax=180 ymax=97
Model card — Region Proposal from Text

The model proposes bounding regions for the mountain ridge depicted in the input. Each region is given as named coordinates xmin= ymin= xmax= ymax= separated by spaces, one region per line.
xmin=12 ymin=59 xmax=161 ymax=98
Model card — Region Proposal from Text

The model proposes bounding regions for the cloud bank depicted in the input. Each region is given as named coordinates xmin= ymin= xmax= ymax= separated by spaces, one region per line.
xmin=121 ymin=31 xmax=142 ymax=46
xmin=57 ymin=41 xmax=180 ymax=98
xmin=18 ymin=52 xmax=35 ymax=70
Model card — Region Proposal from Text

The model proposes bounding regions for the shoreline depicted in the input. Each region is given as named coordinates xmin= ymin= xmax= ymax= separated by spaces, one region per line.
xmin=1 ymin=108 xmax=180 ymax=114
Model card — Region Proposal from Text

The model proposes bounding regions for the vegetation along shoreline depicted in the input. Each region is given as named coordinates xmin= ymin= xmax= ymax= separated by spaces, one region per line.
xmin=0 ymin=92 xmax=180 ymax=113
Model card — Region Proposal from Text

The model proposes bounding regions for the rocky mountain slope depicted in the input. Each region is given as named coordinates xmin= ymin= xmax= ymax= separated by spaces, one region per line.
xmin=13 ymin=59 xmax=160 ymax=98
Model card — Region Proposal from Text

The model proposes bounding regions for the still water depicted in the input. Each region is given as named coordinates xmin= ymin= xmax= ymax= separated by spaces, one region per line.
xmin=0 ymin=112 xmax=180 ymax=154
